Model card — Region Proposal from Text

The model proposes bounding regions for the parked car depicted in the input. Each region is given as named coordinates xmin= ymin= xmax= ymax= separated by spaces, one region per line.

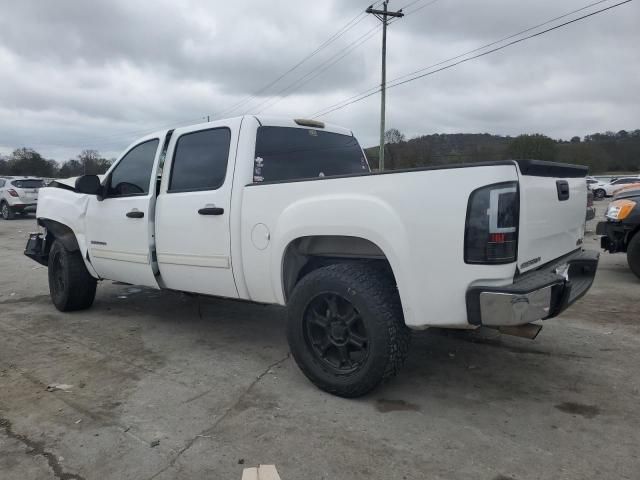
xmin=611 ymin=182 xmax=640 ymax=197
xmin=0 ymin=177 xmax=45 ymax=220
xmin=592 ymin=177 xmax=640 ymax=199
xmin=586 ymin=176 xmax=600 ymax=189
xmin=597 ymin=188 xmax=640 ymax=279
xmin=24 ymin=116 xmax=599 ymax=397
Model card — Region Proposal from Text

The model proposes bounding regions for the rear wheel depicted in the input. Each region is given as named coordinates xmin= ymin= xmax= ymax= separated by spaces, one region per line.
xmin=48 ymin=240 xmax=97 ymax=311
xmin=1 ymin=202 xmax=15 ymax=220
xmin=627 ymin=232 xmax=640 ymax=280
xmin=287 ymin=263 xmax=410 ymax=397
xmin=594 ymin=189 xmax=606 ymax=199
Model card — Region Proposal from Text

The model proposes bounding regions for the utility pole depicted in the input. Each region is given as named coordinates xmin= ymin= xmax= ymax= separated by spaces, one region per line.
xmin=367 ymin=1 xmax=403 ymax=171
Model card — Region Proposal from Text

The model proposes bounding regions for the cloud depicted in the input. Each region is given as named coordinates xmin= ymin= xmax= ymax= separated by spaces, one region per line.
xmin=0 ymin=0 xmax=637 ymax=160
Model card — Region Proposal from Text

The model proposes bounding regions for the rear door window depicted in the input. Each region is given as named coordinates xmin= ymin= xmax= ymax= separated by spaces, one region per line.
xmin=169 ymin=128 xmax=231 ymax=192
xmin=254 ymin=126 xmax=369 ymax=183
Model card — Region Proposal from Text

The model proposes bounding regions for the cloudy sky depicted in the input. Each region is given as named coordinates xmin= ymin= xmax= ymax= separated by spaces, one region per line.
xmin=0 ymin=0 xmax=638 ymax=161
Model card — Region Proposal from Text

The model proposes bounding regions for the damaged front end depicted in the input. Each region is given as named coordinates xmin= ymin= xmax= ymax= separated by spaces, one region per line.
xmin=24 ymin=230 xmax=48 ymax=266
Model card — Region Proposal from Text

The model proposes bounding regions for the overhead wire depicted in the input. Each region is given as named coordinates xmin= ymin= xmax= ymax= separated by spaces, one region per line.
xmin=311 ymin=0 xmax=627 ymax=118
xmin=65 ymin=1 xmax=385 ymax=150
xmin=253 ymin=0 xmax=444 ymax=115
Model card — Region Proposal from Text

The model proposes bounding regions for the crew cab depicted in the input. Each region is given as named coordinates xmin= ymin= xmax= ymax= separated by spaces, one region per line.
xmin=24 ymin=116 xmax=599 ymax=397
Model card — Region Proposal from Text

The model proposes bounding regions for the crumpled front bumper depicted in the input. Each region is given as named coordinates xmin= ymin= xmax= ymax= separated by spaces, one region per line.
xmin=466 ymin=249 xmax=599 ymax=327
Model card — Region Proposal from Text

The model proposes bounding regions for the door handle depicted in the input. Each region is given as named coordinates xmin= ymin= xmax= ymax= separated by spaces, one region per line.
xmin=198 ymin=207 xmax=224 ymax=215
xmin=126 ymin=210 xmax=144 ymax=218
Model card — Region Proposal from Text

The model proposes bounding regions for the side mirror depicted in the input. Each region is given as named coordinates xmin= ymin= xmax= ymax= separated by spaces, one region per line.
xmin=75 ymin=175 xmax=102 ymax=195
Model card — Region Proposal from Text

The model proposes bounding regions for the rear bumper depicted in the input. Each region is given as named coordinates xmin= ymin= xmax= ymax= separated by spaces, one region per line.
xmin=9 ymin=203 xmax=37 ymax=212
xmin=466 ymin=249 xmax=599 ymax=327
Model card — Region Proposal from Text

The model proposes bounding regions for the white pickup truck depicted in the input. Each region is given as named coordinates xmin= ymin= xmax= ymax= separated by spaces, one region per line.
xmin=25 ymin=116 xmax=599 ymax=397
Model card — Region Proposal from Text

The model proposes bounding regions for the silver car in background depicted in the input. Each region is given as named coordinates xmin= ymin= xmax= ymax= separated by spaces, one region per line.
xmin=0 ymin=177 xmax=45 ymax=220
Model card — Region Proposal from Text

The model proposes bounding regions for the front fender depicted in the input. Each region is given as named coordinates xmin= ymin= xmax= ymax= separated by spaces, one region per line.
xmin=36 ymin=187 xmax=99 ymax=278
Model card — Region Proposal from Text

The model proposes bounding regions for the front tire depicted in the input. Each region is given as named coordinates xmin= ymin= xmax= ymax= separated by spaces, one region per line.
xmin=48 ymin=240 xmax=97 ymax=311
xmin=1 ymin=202 xmax=15 ymax=220
xmin=627 ymin=232 xmax=640 ymax=280
xmin=287 ymin=263 xmax=410 ymax=398
xmin=594 ymin=189 xmax=606 ymax=199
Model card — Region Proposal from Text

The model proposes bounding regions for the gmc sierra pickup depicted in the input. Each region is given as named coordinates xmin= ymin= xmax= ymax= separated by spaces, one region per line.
xmin=25 ymin=115 xmax=599 ymax=397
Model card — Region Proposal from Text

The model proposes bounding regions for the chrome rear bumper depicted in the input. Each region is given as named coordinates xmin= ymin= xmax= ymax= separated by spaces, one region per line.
xmin=466 ymin=250 xmax=599 ymax=327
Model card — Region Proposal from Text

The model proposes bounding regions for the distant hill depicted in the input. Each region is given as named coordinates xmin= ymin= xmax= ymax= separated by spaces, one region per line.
xmin=365 ymin=130 xmax=640 ymax=174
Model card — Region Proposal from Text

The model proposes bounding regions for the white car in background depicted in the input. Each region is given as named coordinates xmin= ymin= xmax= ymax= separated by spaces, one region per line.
xmin=0 ymin=177 xmax=45 ymax=219
xmin=591 ymin=177 xmax=640 ymax=199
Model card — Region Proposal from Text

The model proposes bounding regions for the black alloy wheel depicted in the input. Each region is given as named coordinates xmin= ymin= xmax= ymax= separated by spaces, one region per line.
xmin=303 ymin=292 xmax=369 ymax=374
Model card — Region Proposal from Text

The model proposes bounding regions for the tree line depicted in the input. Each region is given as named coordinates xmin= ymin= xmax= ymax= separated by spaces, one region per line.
xmin=0 ymin=148 xmax=114 ymax=178
xmin=2 ymin=128 xmax=638 ymax=178
xmin=367 ymin=129 xmax=640 ymax=174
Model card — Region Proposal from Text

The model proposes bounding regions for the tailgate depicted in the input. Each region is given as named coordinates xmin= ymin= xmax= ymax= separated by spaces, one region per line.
xmin=516 ymin=160 xmax=588 ymax=273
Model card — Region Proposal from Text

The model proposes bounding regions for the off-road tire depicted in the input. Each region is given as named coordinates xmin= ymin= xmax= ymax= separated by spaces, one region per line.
xmin=627 ymin=232 xmax=640 ymax=280
xmin=594 ymin=189 xmax=606 ymax=199
xmin=287 ymin=263 xmax=411 ymax=398
xmin=1 ymin=202 xmax=15 ymax=220
xmin=48 ymin=240 xmax=97 ymax=311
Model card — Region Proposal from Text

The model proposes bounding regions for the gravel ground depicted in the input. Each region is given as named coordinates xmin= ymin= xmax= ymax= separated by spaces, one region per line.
xmin=0 ymin=200 xmax=638 ymax=480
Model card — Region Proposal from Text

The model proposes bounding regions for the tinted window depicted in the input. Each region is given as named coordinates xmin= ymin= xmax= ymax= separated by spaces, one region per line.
xmin=12 ymin=179 xmax=44 ymax=189
xmin=254 ymin=126 xmax=369 ymax=183
xmin=108 ymin=139 xmax=159 ymax=197
xmin=169 ymin=128 xmax=230 ymax=192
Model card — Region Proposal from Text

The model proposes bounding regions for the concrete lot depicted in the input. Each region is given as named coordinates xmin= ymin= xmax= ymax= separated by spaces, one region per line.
xmin=0 ymin=202 xmax=638 ymax=480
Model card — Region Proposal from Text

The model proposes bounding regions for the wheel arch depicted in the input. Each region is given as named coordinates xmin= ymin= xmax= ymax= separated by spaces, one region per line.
xmin=38 ymin=218 xmax=99 ymax=279
xmin=280 ymin=235 xmax=402 ymax=306
xmin=39 ymin=218 xmax=81 ymax=253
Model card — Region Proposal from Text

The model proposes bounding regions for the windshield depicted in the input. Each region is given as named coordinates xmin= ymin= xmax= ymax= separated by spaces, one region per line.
xmin=11 ymin=179 xmax=44 ymax=189
xmin=254 ymin=126 xmax=369 ymax=183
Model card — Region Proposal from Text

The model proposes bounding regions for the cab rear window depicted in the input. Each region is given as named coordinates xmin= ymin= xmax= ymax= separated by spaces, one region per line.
xmin=253 ymin=126 xmax=369 ymax=183
xmin=12 ymin=179 xmax=44 ymax=189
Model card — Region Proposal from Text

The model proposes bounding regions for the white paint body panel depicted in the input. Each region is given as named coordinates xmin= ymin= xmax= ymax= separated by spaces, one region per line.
xmin=154 ymin=118 xmax=241 ymax=298
xmin=517 ymin=171 xmax=586 ymax=273
xmin=35 ymin=115 xmax=588 ymax=329
xmin=240 ymin=164 xmax=519 ymax=328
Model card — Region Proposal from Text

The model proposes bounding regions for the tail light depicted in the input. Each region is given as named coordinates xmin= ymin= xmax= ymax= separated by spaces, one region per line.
xmin=465 ymin=182 xmax=519 ymax=264
xmin=7 ymin=189 xmax=19 ymax=197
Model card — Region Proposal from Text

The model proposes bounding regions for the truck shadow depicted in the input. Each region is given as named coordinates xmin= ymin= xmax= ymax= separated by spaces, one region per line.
xmin=91 ymin=283 xmax=592 ymax=405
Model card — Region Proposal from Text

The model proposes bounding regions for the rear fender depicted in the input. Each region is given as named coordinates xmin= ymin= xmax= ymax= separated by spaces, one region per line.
xmin=271 ymin=194 xmax=414 ymax=324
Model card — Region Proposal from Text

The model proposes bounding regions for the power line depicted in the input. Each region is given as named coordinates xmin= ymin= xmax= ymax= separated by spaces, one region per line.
xmin=209 ymin=1 xmax=385 ymax=119
xmin=367 ymin=1 xmax=405 ymax=171
xmin=312 ymin=0 xmax=629 ymax=118
xmin=388 ymin=0 xmax=632 ymax=88
xmin=61 ymin=1 xmax=384 ymax=150
xmin=252 ymin=25 xmax=383 ymax=114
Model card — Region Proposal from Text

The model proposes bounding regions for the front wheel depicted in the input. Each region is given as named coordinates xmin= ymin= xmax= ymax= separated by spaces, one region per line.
xmin=594 ymin=189 xmax=606 ymax=199
xmin=287 ymin=263 xmax=410 ymax=398
xmin=1 ymin=202 xmax=15 ymax=220
xmin=627 ymin=232 xmax=640 ymax=280
xmin=48 ymin=240 xmax=97 ymax=311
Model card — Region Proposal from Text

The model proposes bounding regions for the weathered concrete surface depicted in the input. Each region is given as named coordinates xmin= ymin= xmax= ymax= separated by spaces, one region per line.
xmin=0 ymin=203 xmax=638 ymax=480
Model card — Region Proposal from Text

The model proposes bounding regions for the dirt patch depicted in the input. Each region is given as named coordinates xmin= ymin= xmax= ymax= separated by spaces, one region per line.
xmin=0 ymin=294 xmax=50 ymax=305
xmin=555 ymin=402 xmax=601 ymax=419
xmin=375 ymin=399 xmax=421 ymax=413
